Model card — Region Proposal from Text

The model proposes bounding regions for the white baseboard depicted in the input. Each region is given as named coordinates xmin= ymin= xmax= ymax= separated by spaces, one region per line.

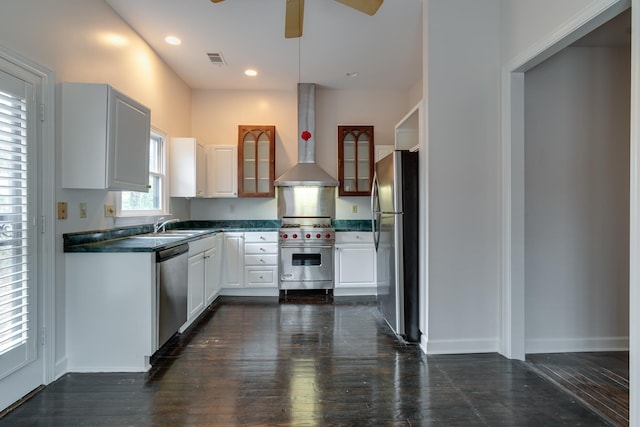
xmin=425 ymin=338 xmax=499 ymax=355
xmin=54 ymin=357 xmax=68 ymax=380
xmin=525 ymin=336 xmax=629 ymax=354
xmin=219 ymin=288 xmax=279 ymax=297
xmin=333 ymin=287 xmax=376 ymax=297
xmin=65 ymin=364 xmax=149 ymax=373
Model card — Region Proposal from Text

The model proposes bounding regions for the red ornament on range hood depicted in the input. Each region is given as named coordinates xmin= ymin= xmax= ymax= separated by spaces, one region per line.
xmin=274 ymin=83 xmax=338 ymax=187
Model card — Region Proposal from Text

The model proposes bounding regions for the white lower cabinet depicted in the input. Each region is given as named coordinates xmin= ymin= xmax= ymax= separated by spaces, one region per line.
xmin=221 ymin=231 xmax=279 ymax=295
xmin=65 ymin=252 xmax=156 ymax=372
xmin=205 ymin=233 xmax=223 ymax=305
xmin=244 ymin=232 xmax=278 ymax=288
xmin=223 ymin=232 xmax=244 ymax=288
xmin=334 ymin=232 xmax=377 ymax=296
xmin=184 ymin=235 xmax=217 ymax=330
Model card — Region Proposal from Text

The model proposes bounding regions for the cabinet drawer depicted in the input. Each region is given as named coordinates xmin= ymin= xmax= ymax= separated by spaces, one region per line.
xmin=245 ymin=254 xmax=278 ymax=266
xmin=244 ymin=232 xmax=278 ymax=243
xmin=335 ymin=232 xmax=373 ymax=244
xmin=245 ymin=267 xmax=277 ymax=286
xmin=188 ymin=235 xmax=216 ymax=256
xmin=245 ymin=242 xmax=278 ymax=254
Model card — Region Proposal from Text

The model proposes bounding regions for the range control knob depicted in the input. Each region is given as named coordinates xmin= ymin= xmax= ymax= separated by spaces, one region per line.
xmin=305 ymin=233 xmax=311 ymax=239
xmin=292 ymin=233 xmax=298 ymax=239
xmin=282 ymin=233 xmax=288 ymax=239
xmin=316 ymin=233 xmax=321 ymax=239
xmin=325 ymin=233 xmax=331 ymax=239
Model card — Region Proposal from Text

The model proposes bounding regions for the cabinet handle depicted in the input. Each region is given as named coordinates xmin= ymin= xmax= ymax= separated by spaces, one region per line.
xmin=260 ymin=259 xmax=264 ymax=263
xmin=260 ymin=236 xmax=265 ymax=240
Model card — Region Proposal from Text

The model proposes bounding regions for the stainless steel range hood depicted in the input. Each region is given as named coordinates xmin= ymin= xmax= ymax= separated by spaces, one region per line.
xmin=274 ymin=83 xmax=339 ymax=187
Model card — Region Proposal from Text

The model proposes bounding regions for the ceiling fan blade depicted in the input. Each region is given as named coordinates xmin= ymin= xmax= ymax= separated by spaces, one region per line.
xmin=210 ymin=0 xmax=224 ymax=3
xmin=285 ymin=0 xmax=304 ymax=38
xmin=334 ymin=0 xmax=383 ymax=16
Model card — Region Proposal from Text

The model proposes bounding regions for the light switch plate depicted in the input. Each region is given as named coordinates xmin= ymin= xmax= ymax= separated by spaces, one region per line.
xmin=79 ymin=203 xmax=87 ymax=219
xmin=57 ymin=202 xmax=68 ymax=220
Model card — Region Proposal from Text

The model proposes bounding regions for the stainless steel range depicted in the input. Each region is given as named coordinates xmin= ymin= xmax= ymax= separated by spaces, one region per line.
xmin=279 ymin=217 xmax=335 ymax=290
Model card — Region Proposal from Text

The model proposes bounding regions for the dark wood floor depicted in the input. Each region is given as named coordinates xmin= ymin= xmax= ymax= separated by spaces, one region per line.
xmin=1 ymin=294 xmax=613 ymax=426
xmin=527 ymin=351 xmax=629 ymax=426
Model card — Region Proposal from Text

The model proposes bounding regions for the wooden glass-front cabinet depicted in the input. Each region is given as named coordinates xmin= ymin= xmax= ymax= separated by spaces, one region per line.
xmin=338 ymin=125 xmax=374 ymax=196
xmin=238 ymin=125 xmax=275 ymax=197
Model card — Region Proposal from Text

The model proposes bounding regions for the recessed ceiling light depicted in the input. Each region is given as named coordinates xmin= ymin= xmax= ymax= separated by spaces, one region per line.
xmin=245 ymin=69 xmax=258 ymax=77
xmin=346 ymin=72 xmax=359 ymax=78
xmin=165 ymin=36 xmax=181 ymax=46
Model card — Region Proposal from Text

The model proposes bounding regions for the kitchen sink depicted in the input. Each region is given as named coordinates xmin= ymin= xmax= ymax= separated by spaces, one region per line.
xmin=130 ymin=234 xmax=187 ymax=240
xmin=162 ymin=229 xmax=210 ymax=235
xmin=129 ymin=229 xmax=211 ymax=242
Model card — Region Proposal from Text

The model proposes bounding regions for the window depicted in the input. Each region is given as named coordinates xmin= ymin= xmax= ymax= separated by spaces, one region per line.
xmin=118 ymin=130 xmax=166 ymax=216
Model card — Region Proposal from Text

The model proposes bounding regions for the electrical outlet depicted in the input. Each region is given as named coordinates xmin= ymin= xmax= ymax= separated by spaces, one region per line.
xmin=352 ymin=205 xmax=358 ymax=213
xmin=104 ymin=204 xmax=115 ymax=217
xmin=79 ymin=203 xmax=87 ymax=219
xmin=57 ymin=202 xmax=68 ymax=220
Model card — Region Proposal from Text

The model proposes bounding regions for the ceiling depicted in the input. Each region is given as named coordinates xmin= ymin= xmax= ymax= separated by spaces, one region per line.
xmin=105 ymin=0 xmax=423 ymax=92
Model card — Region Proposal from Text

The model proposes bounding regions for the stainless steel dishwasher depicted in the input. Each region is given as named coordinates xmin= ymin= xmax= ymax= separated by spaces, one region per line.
xmin=156 ymin=244 xmax=189 ymax=348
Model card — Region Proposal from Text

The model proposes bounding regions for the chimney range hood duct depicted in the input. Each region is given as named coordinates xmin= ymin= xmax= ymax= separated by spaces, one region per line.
xmin=274 ymin=83 xmax=339 ymax=187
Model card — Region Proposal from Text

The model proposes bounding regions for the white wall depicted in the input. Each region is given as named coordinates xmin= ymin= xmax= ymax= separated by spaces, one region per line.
xmin=501 ymin=0 xmax=615 ymax=62
xmin=422 ymin=0 xmax=501 ymax=353
xmin=0 ymin=0 xmax=192 ymax=377
xmin=524 ymin=46 xmax=630 ymax=352
xmin=190 ymin=87 xmax=414 ymax=220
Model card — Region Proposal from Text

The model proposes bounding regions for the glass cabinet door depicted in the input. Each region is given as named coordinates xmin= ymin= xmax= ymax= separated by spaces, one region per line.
xmin=238 ymin=125 xmax=275 ymax=197
xmin=338 ymin=125 xmax=374 ymax=196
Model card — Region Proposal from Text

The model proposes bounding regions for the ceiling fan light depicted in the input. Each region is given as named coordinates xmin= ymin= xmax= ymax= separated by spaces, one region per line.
xmin=285 ymin=0 xmax=304 ymax=38
xmin=335 ymin=0 xmax=383 ymax=16
xmin=245 ymin=69 xmax=258 ymax=77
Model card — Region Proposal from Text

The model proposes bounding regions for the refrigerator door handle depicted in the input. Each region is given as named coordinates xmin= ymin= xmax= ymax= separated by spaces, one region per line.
xmin=371 ymin=172 xmax=381 ymax=251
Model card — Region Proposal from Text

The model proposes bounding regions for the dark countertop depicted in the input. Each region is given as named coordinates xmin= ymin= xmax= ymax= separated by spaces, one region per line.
xmin=63 ymin=219 xmax=371 ymax=253
xmin=333 ymin=219 xmax=372 ymax=232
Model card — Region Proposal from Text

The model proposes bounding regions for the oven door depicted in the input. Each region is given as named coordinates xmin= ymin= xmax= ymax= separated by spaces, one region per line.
xmin=279 ymin=244 xmax=334 ymax=290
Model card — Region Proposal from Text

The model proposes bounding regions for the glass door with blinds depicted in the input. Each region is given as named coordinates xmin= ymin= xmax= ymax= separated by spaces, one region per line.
xmin=0 ymin=68 xmax=37 ymax=382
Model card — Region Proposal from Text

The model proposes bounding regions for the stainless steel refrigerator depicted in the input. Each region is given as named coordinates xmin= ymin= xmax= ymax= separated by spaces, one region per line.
xmin=371 ymin=150 xmax=419 ymax=342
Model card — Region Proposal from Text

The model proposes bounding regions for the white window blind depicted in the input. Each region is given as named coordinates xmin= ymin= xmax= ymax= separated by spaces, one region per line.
xmin=0 ymin=89 xmax=29 ymax=355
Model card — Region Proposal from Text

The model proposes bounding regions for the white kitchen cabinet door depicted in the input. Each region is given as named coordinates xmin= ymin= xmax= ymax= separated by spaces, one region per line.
xmin=187 ymin=253 xmax=206 ymax=324
xmin=206 ymin=145 xmax=238 ymax=197
xmin=334 ymin=232 xmax=376 ymax=295
xmin=223 ymin=233 xmax=244 ymax=287
xmin=204 ymin=245 xmax=221 ymax=305
xmin=170 ymin=137 xmax=206 ymax=198
xmin=61 ymin=83 xmax=151 ymax=191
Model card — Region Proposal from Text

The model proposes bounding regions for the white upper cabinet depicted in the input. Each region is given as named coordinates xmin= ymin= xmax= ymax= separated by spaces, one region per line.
xmin=395 ymin=100 xmax=423 ymax=152
xmin=170 ymin=137 xmax=206 ymax=198
xmin=375 ymin=145 xmax=394 ymax=162
xmin=61 ymin=83 xmax=151 ymax=191
xmin=206 ymin=145 xmax=238 ymax=198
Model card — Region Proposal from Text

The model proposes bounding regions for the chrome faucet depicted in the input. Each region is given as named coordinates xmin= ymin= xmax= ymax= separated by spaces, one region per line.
xmin=153 ymin=217 xmax=180 ymax=233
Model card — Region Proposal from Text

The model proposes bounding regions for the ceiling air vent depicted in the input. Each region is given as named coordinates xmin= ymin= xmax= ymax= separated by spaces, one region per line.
xmin=207 ymin=52 xmax=226 ymax=66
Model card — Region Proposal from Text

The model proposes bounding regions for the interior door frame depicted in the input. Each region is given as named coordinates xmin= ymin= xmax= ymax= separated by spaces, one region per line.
xmin=0 ymin=44 xmax=55 ymax=407
xmin=500 ymin=0 xmax=638 ymax=423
